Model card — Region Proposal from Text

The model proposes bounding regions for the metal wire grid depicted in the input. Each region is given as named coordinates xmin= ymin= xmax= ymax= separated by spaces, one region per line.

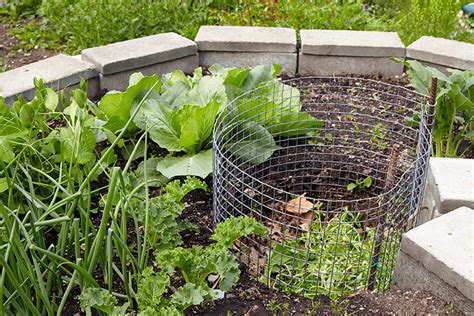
xmin=213 ymin=77 xmax=432 ymax=298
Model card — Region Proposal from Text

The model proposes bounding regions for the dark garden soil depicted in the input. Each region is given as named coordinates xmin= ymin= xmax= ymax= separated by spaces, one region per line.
xmin=181 ymin=189 xmax=461 ymax=316
xmin=0 ymin=20 xmax=54 ymax=71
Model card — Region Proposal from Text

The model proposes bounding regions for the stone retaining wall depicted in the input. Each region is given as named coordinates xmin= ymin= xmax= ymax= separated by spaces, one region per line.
xmin=1 ymin=26 xmax=472 ymax=102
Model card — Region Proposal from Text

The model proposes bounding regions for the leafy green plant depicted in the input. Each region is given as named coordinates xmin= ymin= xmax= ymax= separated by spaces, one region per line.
xmin=371 ymin=123 xmax=389 ymax=151
xmin=264 ymin=207 xmax=396 ymax=300
xmin=347 ymin=176 xmax=373 ymax=193
xmin=401 ymin=60 xmax=473 ymax=157
xmin=80 ymin=217 xmax=266 ymax=315
xmin=99 ymin=65 xmax=322 ymax=179
xmin=330 ymin=298 xmax=350 ymax=316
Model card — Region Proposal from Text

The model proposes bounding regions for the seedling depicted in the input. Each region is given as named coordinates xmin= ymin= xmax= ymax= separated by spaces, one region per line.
xmin=371 ymin=123 xmax=389 ymax=151
xmin=267 ymin=299 xmax=290 ymax=316
xmin=347 ymin=176 xmax=373 ymax=193
xmin=305 ymin=300 xmax=321 ymax=315
xmin=330 ymin=298 xmax=350 ymax=315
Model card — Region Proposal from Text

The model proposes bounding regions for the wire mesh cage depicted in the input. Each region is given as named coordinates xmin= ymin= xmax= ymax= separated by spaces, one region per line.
xmin=213 ymin=77 xmax=433 ymax=298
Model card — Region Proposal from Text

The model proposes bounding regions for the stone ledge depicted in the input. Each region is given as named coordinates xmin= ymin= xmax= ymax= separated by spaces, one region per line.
xmin=0 ymin=54 xmax=97 ymax=104
xmin=100 ymin=55 xmax=198 ymax=91
xmin=298 ymin=54 xmax=403 ymax=77
xmin=199 ymin=51 xmax=296 ymax=75
xmin=195 ymin=26 xmax=297 ymax=53
xmin=420 ymin=157 xmax=474 ymax=224
xmin=407 ymin=36 xmax=474 ymax=71
xmin=399 ymin=207 xmax=474 ymax=303
xmin=82 ymin=33 xmax=197 ymax=75
xmin=300 ymin=30 xmax=405 ymax=57
xmin=394 ymin=251 xmax=474 ymax=314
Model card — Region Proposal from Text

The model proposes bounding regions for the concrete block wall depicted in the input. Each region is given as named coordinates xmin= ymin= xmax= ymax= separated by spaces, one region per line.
xmin=298 ymin=30 xmax=405 ymax=77
xmin=2 ymin=26 xmax=473 ymax=103
xmin=195 ymin=26 xmax=297 ymax=75
xmin=394 ymin=207 xmax=474 ymax=314
xmin=407 ymin=36 xmax=474 ymax=74
xmin=419 ymin=157 xmax=474 ymax=225
xmin=0 ymin=54 xmax=99 ymax=104
xmin=81 ymin=33 xmax=198 ymax=91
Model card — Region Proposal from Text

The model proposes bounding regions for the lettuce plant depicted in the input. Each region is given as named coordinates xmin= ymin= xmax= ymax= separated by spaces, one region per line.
xmin=98 ymin=64 xmax=323 ymax=179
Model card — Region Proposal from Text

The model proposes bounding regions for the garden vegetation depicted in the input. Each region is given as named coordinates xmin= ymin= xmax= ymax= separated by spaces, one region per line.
xmin=0 ymin=0 xmax=472 ymax=55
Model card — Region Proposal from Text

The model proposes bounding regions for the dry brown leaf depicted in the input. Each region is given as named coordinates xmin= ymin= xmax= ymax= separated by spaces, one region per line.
xmin=285 ymin=193 xmax=314 ymax=214
xmin=300 ymin=211 xmax=314 ymax=231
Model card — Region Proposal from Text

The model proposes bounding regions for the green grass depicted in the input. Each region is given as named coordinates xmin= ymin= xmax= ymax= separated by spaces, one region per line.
xmin=1 ymin=0 xmax=472 ymax=55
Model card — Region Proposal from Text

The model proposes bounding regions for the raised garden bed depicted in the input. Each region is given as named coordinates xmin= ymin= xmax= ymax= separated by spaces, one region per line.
xmin=0 ymin=26 xmax=472 ymax=315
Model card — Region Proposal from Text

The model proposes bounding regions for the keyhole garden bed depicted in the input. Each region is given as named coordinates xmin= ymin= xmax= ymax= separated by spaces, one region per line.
xmin=0 ymin=62 xmax=471 ymax=315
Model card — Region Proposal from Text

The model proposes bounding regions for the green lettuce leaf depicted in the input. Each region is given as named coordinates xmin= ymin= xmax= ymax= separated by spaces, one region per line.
xmin=223 ymin=121 xmax=279 ymax=164
xmin=133 ymin=99 xmax=183 ymax=152
xmin=98 ymin=73 xmax=162 ymax=131
xmin=156 ymin=149 xmax=213 ymax=179
xmin=178 ymin=100 xmax=220 ymax=154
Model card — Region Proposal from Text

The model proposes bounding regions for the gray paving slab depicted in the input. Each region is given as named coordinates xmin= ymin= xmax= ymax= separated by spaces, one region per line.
xmin=195 ymin=26 xmax=296 ymax=53
xmin=400 ymin=207 xmax=474 ymax=302
xmin=300 ymin=30 xmax=405 ymax=57
xmin=0 ymin=54 xmax=97 ymax=104
xmin=82 ymin=33 xmax=197 ymax=75
xmin=407 ymin=36 xmax=474 ymax=71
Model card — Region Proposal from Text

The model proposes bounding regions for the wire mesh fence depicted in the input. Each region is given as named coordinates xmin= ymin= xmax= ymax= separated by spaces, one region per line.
xmin=212 ymin=77 xmax=433 ymax=298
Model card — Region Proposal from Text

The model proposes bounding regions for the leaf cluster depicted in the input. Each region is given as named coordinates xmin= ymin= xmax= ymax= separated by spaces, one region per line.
xmin=346 ymin=176 xmax=373 ymax=193
xmin=401 ymin=60 xmax=473 ymax=157
xmin=80 ymin=217 xmax=266 ymax=315
xmin=98 ymin=64 xmax=322 ymax=179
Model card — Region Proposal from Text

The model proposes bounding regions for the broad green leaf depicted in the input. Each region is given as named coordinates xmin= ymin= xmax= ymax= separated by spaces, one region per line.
xmin=266 ymin=112 xmax=323 ymax=137
xmin=133 ymin=99 xmax=183 ymax=152
xmin=240 ymin=64 xmax=280 ymax=94
xmin=224 ymin=121 xmax=279 ymax=164
xmin=233 ymin=80 xmax=300 ymax=127
xmin=404 ymin=60 xmax=432 ymax=95
xmin=19 ymin=103 xmax=35 ymax=128
xmin=162 ymin=69 xmax=192 ymax=88
xmin=44 ymin=88 xmax=59 ymax=111
xmin=0 ymin=115 xmax=28 ymax=163
xmin=212 ymin=250 xmax=240 ymax=292
xmin=178 ymin=100 xmax=220 ymax=154
xmin=99 ymin=74 xmax=162 ymax=131
xmin=71 ymin=88 xmax=87 ymax=109
xmin=156 ymin=149 xmax=213 ymax=179
xmin=447 ymin=84 xmax=474 ymax=112
xmin=60 ymin=127 xmax=96 ymax=164
xmin=184 ymin=76 xmax=226 ymax=108
xmin=224 ymin=68 xmax=251 ymax=87
xmin=160 ymin=81 xmax=190 ymax=109
xmin=135 ymin=157 xmax=168 ymax=187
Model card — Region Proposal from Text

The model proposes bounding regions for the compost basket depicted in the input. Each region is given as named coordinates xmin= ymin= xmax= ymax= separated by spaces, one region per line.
xmin=212 ymin=77 xmax=433 ymax=298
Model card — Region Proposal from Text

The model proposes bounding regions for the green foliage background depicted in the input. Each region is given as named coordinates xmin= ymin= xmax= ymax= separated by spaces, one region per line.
xmin=0 ymin=0 xmax=472 ymax=55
